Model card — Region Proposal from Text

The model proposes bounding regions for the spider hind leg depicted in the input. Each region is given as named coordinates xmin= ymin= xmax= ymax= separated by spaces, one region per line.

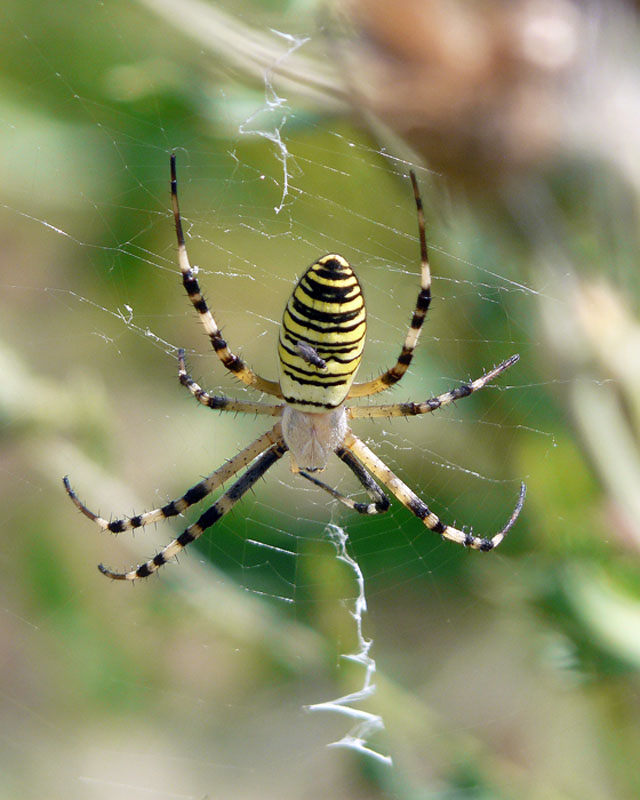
xmin=299 ymin=446 xmax=390 ymax=515
xmin=344 ymin=431 xmax=525 ymax=551
xmin=99 ymin=439 xmax=288 ymax=580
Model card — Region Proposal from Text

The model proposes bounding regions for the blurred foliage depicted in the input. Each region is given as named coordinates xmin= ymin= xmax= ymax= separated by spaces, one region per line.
xmin=1 ymin=1 xmax=639 ymax=799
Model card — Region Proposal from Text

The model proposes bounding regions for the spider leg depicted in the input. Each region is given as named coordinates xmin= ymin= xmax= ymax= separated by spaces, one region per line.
xmin=299 ymin=446 xmax=390 ymax=514
xmin=347 ymin=354 xmax=519 ymax=419
xmin=99 ymin=439 xmax=289 ymax=580
xmin=170 ymin=154 xmax=282 ymax=398
xmin=348 ymin=171 xmax=430 ymax=399
xmin=344 ymin=431 xmax=525 ymax=550
xmin=63 ymin=425 xmax=283 ymax=534
xmin=177 ymin=349 xmax=284 ymax=416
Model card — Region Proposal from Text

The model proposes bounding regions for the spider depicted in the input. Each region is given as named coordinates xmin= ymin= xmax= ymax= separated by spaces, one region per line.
xmin=64 ymin=155 xmax=526 ymax=580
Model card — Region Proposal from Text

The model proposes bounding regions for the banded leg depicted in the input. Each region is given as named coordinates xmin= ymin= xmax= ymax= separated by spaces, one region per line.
xmin=347 ymin=354 xmax=519 ymax=420
xmin=170 ymin=154 xmax=282 ymax=397
xmin=99 ymin=439 xmax=289 ymax=580
xmin=63 ymin=425 xmax=283 ymax=533
xmin=178 ymin=349 xmax=284 ymax=416
xmin=299 ymin=447 xmax=390 ymax=514
xmin=344 ymin=431 xmax=526 ymax=550
xmin=348 ymin=171 xmax=431 ymax=398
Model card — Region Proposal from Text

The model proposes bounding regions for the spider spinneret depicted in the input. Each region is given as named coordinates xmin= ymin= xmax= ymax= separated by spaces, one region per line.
xmin=64 ymin=154 xmax=526 ymax=581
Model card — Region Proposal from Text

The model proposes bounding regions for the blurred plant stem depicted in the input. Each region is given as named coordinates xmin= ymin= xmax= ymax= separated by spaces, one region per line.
xmin=540 ymin=275 xmax=640 ymax=551
xmin=137 ymin=0 xmax=344 ymax=109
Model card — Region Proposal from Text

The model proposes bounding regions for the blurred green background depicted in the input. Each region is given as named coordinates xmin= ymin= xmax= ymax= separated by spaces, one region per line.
xmin=1 ymin=1 xmax=639 ymax=798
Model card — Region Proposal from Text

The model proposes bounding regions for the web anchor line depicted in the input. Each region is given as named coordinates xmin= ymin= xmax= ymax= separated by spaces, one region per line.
xmin=306 ymin=525 xmax=393 ymax=767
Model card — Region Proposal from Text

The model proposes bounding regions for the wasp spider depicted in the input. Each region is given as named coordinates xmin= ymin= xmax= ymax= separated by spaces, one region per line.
xmin=64 ymin=155 xmax=526 ymax=580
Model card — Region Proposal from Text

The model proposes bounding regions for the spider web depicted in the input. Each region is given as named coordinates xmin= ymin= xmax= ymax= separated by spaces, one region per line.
xmin=0 ymin=2 xmax=557 ymax=798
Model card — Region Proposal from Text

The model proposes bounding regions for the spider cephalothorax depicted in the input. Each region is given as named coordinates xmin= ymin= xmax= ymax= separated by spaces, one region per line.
xmin=64 ymin=155 xmax=525 ymax=580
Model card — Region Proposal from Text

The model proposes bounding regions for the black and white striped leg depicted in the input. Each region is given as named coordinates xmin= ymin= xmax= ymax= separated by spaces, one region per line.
xmin=344 ymin=431 xmax=526 ymax=551
xmin=99 ymin=439 xmax=289 ymax=580
xmin=63 ymin=425 xmax=283 ymax=534
xmin=299 ymin=446 xmax=390 ymax=515
xmin=170 ymin=155 xmax=282 ymax=398
xmin=347 ymin=355 xmax=520 ymax=420
xmin=348 ymin=170 xmax=431 ymax=398
xmin=177 ymin=349 xmax=284 ymax=416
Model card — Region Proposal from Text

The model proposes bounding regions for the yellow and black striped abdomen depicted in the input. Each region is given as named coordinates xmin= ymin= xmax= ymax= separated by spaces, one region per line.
xmin=278 ymin=254 xmax=366 ymax=410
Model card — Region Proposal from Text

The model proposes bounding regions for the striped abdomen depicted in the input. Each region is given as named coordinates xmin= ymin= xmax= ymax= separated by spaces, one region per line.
xmin=278 ymin=254 xmax=366 ymax=410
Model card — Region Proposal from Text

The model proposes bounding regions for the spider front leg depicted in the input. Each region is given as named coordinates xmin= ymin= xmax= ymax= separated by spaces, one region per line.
xmin=170 ymin=154 xmax=282 ymax=398
xmin=344 ymin=431 xmax=525 ymax=550
xmin=177 ymin=349 xmax=284 ymax=416
xmin=348 ymin=171 xmax=431 ymax=399
xmin=299 ymin=447 xmax=390 ymax=514
xmin=347 ymin=354 xmax=519 ymax=420
xmin=100 ymin=439 xmax=289 ymax=580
